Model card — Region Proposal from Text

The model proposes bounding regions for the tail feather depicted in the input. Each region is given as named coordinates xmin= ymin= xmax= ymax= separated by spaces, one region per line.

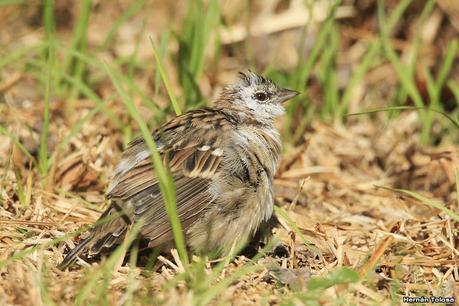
xmin=90 ymin=226 xmax=127 ymax=255
xmin=58 ymin=237 xmax=93 ymax=270
xmin=58 ymin=203 xmax=131 ymax=270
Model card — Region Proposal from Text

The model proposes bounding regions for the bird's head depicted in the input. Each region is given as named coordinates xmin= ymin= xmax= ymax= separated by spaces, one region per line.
xmin=217 ymin=71 xmax=299 ymax=122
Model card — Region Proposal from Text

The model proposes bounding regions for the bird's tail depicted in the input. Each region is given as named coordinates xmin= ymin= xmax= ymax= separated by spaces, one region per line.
xmin=58 ymin=203 xmax=131 ymax=270
xmin=58 ymin=236 xmax=94 ymax=270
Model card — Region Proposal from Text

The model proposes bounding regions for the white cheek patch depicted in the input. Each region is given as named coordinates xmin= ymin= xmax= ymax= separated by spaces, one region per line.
xmin=239 ymin=88 xmax=257 ymax=111
xmin=235 ymin=86 xmax=286 ymax=120
xmin=267 ymin=104 xmax=285 ymax=117
xmin=240 ymin=86 xmax=254 ymax=98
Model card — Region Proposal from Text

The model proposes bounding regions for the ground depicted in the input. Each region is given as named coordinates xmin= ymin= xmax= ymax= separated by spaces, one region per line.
xmin=0 ymin=1 xmax=458 ymax=305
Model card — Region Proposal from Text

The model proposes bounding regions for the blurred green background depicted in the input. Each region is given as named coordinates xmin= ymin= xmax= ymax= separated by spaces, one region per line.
xmin=1 ymin=0 xmax=458 ymax=150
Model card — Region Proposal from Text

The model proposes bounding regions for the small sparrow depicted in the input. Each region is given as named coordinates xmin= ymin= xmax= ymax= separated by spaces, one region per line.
xmin=59 ymin=71 xmax=298 ymax=269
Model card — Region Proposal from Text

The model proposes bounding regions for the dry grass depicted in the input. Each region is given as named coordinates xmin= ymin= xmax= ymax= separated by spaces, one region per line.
xmin=1 ymin=0 xmax=459 ymax=305
xmin=1 ymin=105 xmax=457 ymax=304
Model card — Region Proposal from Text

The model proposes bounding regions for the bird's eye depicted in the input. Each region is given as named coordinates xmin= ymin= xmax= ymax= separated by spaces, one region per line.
xmin=254 ymin=92 xmax=268 ymax=101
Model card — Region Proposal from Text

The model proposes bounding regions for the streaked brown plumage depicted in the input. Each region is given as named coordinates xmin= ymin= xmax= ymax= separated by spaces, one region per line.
xmin=59 ymin=71 xmax=298 ymax=269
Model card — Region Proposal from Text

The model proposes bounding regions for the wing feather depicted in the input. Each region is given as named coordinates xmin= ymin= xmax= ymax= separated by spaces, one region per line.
xmin=105 ymin=108 xmax=235 ymax=248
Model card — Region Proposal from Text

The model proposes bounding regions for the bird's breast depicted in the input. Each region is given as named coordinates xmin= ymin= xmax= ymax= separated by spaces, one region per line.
xmin=186 ymin=126 xmax=282 ymax=254
xmin=227 ymin=126 xmax=281 ymax=177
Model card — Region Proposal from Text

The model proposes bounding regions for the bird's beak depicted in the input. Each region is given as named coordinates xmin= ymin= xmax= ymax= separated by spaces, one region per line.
xmin=278 ymin=88 xmax=299 ymax=104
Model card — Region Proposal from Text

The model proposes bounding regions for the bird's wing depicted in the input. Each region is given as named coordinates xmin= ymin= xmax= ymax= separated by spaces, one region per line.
xmin=106 ymin=108 xmax=237 ymax=246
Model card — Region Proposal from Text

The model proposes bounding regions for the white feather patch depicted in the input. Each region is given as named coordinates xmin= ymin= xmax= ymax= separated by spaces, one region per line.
xmin=115 ymin=149 xmax=150 ymax=176
xmin=198 ymin=145 xmax=211 ymax=151
xmin=211 ymin=148 xmax=224 ymax=156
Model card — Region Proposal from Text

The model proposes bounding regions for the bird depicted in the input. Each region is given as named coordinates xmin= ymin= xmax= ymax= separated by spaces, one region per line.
xmin=58 ymin=71 xmax=299 ymax=269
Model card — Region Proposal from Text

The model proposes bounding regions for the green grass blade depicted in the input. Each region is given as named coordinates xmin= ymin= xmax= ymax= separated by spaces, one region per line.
xmin=384 ymin=0 xmax=412 ymax=32
xmin=346 ymin=106 xmax=459 ymax=128
xmin=104 ymin=62 xmax=188 ymax=265
xmin=54 ymin=43 xmax=160 ymax=125
xmin=58 ymin=72 xmax=122 ymax=129
xmin=194 ymin=241 xmax=276 ymax=305
xmin=124 ymin=241 xmax=139 ymax=306
xmin=339 ymin=0 xmax=413 ymax=120
xmin=150 ymin=38 xmax=182 ymax=115
xmin=455 ymin=168 xmax=459 ymax=207
xmin=378 ymin=5 xmax=424 ymax=111
xmin=74 ymin=220 xmax=144 ymax=306
xmin=177 ymin=0 xmax=220 ymax=107
xmin=0 ymin=43 xmax=43 ymax=69
xmin=284 ymin=0 xmax=340 ymax=141
xmin=99 ymin=0 xmax=145 ymax=50
xmin=43 ymin=0 xmax=55 ymax=43
xmin=378 ymin=0 xmax=433 ymax=143
xmin=36 ymin=260 xmax=57 ymax=306
xmin=436 ymin=40 xmax=459 ymax=91
xmin=398 ymin=0 xmax=434 ymax=98
xmin=189 ymin=0 xmax=219 ymax=79
xmin=195 ymin=263 xmax=263 ymax=305
xmin=274 ymin=206 xmax=313 ymax=248
xmin=38 ymin=54 xmax=52 ymax=177
xmin=383 ymin=186 xmax=459 ymax=222
xmin=337 ymin=40 xmax=380 ymax=120
xmin=0 ymin=123 xmax=35 ymax=162
xmin=293 ymin=1 xmax=338 ymax=92
xmin=308 ymin=267 xmax=359 ymax=291
xmin=448 ymin=80 xmax=459 ymax=109
xmin=155 ymin=30 xmax=171 ymax=96
xmin=0 ymin=0 xmax=24 ymax=5
xmin=62 ymin=0 xmax=91 ymax=100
